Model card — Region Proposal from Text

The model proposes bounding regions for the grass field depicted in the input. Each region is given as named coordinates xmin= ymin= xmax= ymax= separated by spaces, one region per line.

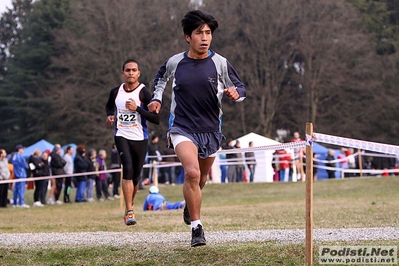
xmin=1 ymin=176 xmax=399 ymax=265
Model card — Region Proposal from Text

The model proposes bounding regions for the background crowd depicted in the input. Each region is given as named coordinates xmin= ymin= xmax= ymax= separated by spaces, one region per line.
xmin=0 ymin=143 xmax=120 ymax=208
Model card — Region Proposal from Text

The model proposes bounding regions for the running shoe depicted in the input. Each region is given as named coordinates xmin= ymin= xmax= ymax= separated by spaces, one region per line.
xmin=191 ymin=224 xmax=206 ymax=247
xmin=183 ymin=205 xmax=190 ymax=225
xmin=124 ymin=210 xmax=137 ymax=226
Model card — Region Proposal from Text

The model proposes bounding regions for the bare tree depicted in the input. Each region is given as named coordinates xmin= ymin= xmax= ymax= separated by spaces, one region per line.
xmin=207 ymin=0 xmax=384 ymax=141
xmin=283 ymin=0 xmax=382 ymax=137
xmin=207 ymin=0 xmax=302 ymax=138
xmin=50 ymin=0 xmax=190 ymax=148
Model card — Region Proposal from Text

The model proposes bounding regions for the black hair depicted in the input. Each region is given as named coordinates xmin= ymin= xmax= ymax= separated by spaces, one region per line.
xmin=181 ymin=10 xmax=218 ymax=36
xmin=122 ymin=59 xmax=139 ymax=71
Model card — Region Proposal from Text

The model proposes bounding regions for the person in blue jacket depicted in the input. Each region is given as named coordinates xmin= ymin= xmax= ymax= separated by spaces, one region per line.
xmin=12 ymin=145 xmax=29 ymax=208
xmin=143 ymin=186 xmax=185 ymax=211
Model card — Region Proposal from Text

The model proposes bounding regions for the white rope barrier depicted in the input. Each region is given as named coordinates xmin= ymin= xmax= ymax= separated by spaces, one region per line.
xmin=312 ymin=133 xmax=399 ymax=156
xmin=0 ymin=169 xmax=121 ymax=185
xmin=218 ymin=141 xmax=307 ymax=154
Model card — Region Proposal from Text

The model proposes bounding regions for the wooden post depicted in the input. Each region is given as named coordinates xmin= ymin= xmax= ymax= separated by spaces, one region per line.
xmin=358 ymin=149 xmax=363 ymax=178
xmin=305 ymin=122 xmax=314 ymax=266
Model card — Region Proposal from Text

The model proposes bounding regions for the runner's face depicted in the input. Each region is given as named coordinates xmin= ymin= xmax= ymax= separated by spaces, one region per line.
xmin=186 ymin=24 xmax=212 ymax=58
xmin=122 ymin=62 xmax=140 ymax=84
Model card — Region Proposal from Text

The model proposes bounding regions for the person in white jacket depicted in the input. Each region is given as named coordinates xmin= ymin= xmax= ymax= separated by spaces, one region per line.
xmin=0 ymin=149 xmax=11 ymax=207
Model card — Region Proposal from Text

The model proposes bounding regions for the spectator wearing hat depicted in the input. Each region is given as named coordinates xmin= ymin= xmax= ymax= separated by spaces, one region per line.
xmin=50 ymin=144 xmax=66 ymax=205
xmin=12 ymin=145 xmax=30 ymax=208
xmin=74 ymin=145 xmax=90 ymax=202
xmin=143 ymin=186 xmax=185 ymax=211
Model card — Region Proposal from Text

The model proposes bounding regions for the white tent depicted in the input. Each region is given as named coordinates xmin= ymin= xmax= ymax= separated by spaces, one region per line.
xmin=212 ymin=132 xmax=295 ymax=183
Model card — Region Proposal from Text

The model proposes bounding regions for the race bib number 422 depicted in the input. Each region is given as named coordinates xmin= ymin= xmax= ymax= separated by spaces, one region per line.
xmin=118 ymin=110 xmax=137 ymax=127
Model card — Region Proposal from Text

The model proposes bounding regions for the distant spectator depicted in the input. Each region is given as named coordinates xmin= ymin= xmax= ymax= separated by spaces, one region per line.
xmin=96 ymin=149 xmax=113 ymax=201
xmin=219 ymin=151 xmax=227 ymax=183
xmin=326 ymin=149 xmax=336 ymax=179
xmin=147 ymin=135 xmax=161 ymax=184
xmin=291 ymin=131 xmax=304 ymax=181
xmin=86 ymin=149 xmax=97 ymax=202
xmin=234 ymin=140 xmax=245 ymax=182
xmin=0 ymin=149 xmax=11 ymax=208
xmin=337 ymin=148 xmax=349 ymax=178
xmin=162 ymin=146 xmax=178 ymax=185
xmin=63 ymin=145 xmax=74 ymax=203
xmin=50 ymin=144 xmax=66 ymax=205
xmin=40 ymin=151 xmax=51 ymax=205
xmin=225 ymin=139 xmax=237 ymax=183
xmin=74 ymin=145 xmax=89 ymax=203
xmin=272 ymin=151 xmax=280 ymax=182
xmin=345 ymin=148 xmax=356 ymax=177
xmin=245 ymin=141 xmax=257 ymax=182
xmin=110 ymin=143 xmax=121 ymax=198
xmin=29 ymin=149 xmax=45 ymax=207
xmin=143 ymin=186 xmax=185 ymax=211
xmin=302 ymin=151 xmax=319 ymax=181
xmin=277 ymin=149 xmax=291 ymax=182
xmin=12 ymin=145 xmax=30 ymax=208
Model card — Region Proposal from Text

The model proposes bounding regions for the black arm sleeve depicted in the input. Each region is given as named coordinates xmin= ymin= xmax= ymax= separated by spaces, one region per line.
xmin=138 ymin=87 xmax=160 ymax=125
xmin=105 ymin=87 xmax=119 ymax=116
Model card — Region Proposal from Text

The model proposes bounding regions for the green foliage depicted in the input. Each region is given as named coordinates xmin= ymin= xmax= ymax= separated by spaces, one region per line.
xmin=0 ymin=0 xmax=34 ymax=76
xmin=0 ymin=0 xmax=72 ymax=150
xmin=348 ymin=0 xmax=399 ymax=54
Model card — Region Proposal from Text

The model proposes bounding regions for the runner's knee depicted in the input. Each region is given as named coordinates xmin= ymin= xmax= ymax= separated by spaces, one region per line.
xmin=122 ymin=165 xmax=133 ymax=180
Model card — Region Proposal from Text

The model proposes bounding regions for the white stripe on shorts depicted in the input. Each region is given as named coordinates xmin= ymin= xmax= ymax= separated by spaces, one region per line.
xmin=170 ymin=133 xmax=217 ymax=157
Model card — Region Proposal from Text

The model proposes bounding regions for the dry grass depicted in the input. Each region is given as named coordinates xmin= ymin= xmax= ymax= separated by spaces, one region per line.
xmin=1 ymin=176 xmax=399 ymax=233
xmin=0 ymin=176 xmax=398 ymax=265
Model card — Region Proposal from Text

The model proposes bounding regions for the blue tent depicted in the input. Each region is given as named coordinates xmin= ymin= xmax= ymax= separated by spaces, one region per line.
xmin=22 ymin=139 xmax=54 ymax=159
xmin=311 ymin=142 xmax=329 ymax=179
xmin=313 ymin=142 xmax=328 ymax=156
